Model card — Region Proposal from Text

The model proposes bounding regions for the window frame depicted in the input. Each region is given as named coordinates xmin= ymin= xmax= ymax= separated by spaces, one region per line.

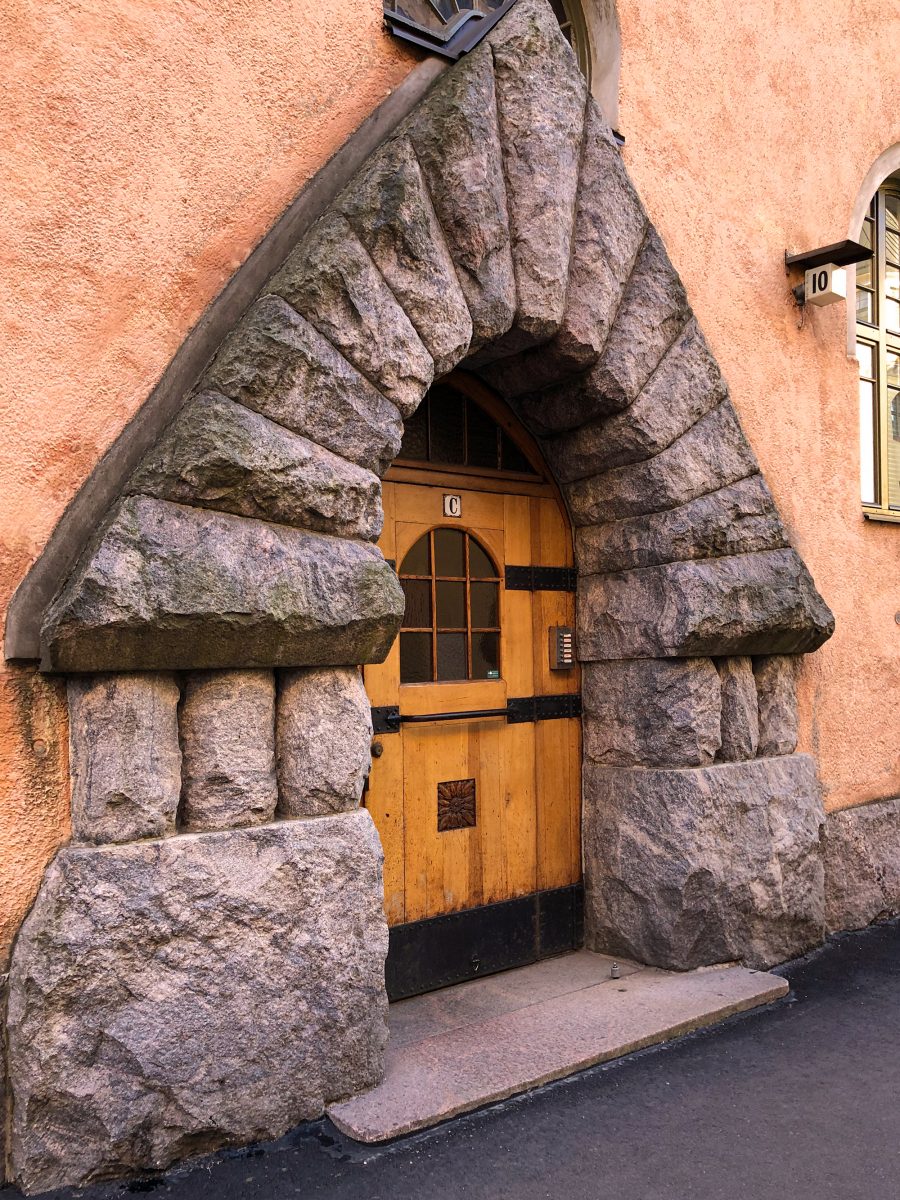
xmin=398 ymin=528 xmax=502 ymax=685
xmin=856 ymin=184 xmax=900 ymax=521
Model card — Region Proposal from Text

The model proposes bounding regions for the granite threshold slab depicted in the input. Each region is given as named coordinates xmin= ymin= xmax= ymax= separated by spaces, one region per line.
xmin=327 ymin=949 xmax=787 ymax=1143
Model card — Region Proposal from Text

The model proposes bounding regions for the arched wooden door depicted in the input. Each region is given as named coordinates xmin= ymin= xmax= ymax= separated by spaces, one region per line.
xmin=364 ymin=374 xmax=582 ymax=999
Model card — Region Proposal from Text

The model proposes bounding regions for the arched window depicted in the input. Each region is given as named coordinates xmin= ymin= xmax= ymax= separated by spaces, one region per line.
xmin=551 ymin=0 xmax=592 ymax=84
xmin=383 ymin=2 xmax=620 ymax=131
xmin=398 ymin=529 xmax=501 ymax=683
xmin=398 ymin=379 xmax=539 ymax=476
xmin=855 ymin=181 xmax=900 ymax=516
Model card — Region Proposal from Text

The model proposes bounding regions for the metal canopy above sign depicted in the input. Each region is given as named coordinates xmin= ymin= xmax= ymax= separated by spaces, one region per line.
xmin=383 ymin=0 xmax=521 ymax=60
xmin=784 ymin=239 xmax=873 ymax=271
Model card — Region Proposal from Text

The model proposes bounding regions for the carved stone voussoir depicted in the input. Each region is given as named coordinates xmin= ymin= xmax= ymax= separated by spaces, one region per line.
xmin=487 ymin=104 xmax=646 ymax=400
xmin=203 ymin=295 xmax=402 ymax=475
xmin=338 ymin=136 xmax=472 ymax=377
xmin=583 ymin=754 xmax=825 ymax=970
xmin=129 ymin=392 xmax=383 ymax=541
xmin=267 ymin=211 xmax=433 ymax=417
xmin=41 ymin=497 xmax=405 ymax=673
xmin=405 ymin=42 xmax=516 ymax=348
xmin=580 ymin=226 xmax=690 ymax=410
xmin=583 ymin=657 xmax=722 ymax=768
xmin=67 ymin=672 xmax=181 ymax=844
xmin=6 ymin=814 xmax=389 ymax=1194
xmin=485 ymin=0 xmax=587 ymax=347
xmin=544 ymin=318 xmax=728 ymax=483
xmin=566 ymin=399 xmax=759 ymax=526
xmin=575 ymin=475 xmax=789 ymax=576
xmin=577 ymin=548 xmax=835 ymax=661
xmin=277 ymin=667 xmax=373 ymax=817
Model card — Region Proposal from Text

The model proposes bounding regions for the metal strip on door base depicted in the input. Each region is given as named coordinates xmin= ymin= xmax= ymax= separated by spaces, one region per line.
xmin=385 ymin=883 xmax=584 ymax=1001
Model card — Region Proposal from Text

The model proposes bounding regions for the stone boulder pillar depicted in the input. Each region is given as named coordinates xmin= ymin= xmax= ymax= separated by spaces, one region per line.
xmin=67 ymin=672 xmax=181 ymax=844
xmin=584 ymin=754 xmax=825 ymax=970
xmin=6 ymin=812 xmax=388 ymax=1195
xmin=179 ymin=669 xmax=278 ymax=831
xmin=276 ymin=668 xmax=373 ymax=816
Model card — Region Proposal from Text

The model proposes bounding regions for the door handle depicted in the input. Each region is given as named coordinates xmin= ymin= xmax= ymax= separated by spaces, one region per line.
xmin=369 ymin=696 xmax=581 ymax=733
xmin=398 ymin=707 xmax=508 ymax=724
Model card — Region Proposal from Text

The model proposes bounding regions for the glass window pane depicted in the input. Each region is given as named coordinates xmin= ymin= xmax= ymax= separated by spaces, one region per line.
xmin=401 ymin=632 xmax=432 ymax=683
xmin=860 ymin=219 xmax=873 ymax=249
xmin=400 ymin=534 xmax=430 ymax=576
xmin=468 ymin=538 xmax=497 ymax=579
xmin=857 ymin=288 xmax=874 ymax=323
xmin=437 ymin=633 xmax=467 ymax=681
xmin=436 ymin=580 xmax=465 ymax=628
xmin=472 ymin=632 xmax=500 ymax=680
xmin=401 ymin=579 xmax=431 ymax=628
xmin=887 ymin=298 xmax=900 ymax=334
xmin=859 ymin=380 xmax=877 ymax=505
xmin=470 ymin=581 xmax=499 ymax=628
xmin=500 ymin=430 xmax=535 ymax=474
xmin=890 ymin=392 xmax=900 ymax=509
xmin=465 ymin=399 xmax=500 ymax=469
xmin=399 ymin=399 xmax=429 ymax=461
xmin=887 ymin=265 xmax=900 ymax=301
xmin=887 ymin=228 xmax=900 ymax=266
xmin=429 ymin=385 xmax=465 ymax=464
xmin=887 ymin=351 xmax=900 ymax=388
xmin=856 ymin=255 xmax=873 ymax=290
xmin=886 ymin=192 xmax=900 ymax=232
xmin=856 ymin=342 xmax=875 ymax=378
xmin=433 ymin=528 xmax=465 ymax=576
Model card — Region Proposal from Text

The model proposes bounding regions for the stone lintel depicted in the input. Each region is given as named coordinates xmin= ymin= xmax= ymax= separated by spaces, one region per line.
xmin=40 ymin=497 xmax=404 ymax=673
xmin=577 ymin=548 xmax=835 ymax=661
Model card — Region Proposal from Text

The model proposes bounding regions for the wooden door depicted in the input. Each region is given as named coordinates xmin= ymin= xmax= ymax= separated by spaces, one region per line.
xmin=363 ymin=374 xmax=582 ymax=997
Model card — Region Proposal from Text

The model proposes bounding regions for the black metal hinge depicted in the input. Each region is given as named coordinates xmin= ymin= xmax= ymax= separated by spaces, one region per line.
xmin=371 ymin=695 xmax=580 ymax=733
xmin=504 ymin=565 xmax=577 ymax=592
xmin=506 ymin=694 xmax=582 ymax=723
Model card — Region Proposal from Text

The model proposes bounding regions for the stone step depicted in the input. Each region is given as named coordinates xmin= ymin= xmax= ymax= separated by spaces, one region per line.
xmin=327 ymin=950 xmax=787 ymax=1143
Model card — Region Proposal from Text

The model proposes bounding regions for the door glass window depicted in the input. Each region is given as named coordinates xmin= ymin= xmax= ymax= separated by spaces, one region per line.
xmin=399 ymin=529 xmax=501 ymax=682
xmin=398 ymin=382 xmax=539 ymax=476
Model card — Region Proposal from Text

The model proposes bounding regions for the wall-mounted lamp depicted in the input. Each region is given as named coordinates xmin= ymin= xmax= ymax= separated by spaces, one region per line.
xmin=383 ymin=0 xmax=520 ymax=60
xmin=786 ymin=239 xmax=872 ymax=308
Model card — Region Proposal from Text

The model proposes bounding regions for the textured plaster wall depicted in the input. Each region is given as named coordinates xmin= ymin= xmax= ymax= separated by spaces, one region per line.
xmin=0 ymin=0 xmax=419 ymax=966
xmin=614 ymin=0 xmax=900 ymax=814
xmin=1 ymin=0 xmax=898 ymax=962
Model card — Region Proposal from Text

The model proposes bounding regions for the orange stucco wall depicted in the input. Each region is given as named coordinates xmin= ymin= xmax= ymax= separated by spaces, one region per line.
xmin=0 ymin=0 xmax=420 ymax=967
xmin=613 ymin=0 xmax=900 ymax=813
xmin=1 ymin=0 xmax=898 ymax=964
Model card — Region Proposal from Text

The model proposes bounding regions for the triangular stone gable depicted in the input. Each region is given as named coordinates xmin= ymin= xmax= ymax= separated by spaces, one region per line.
xmin=35 ymin=0 xmax=831 ymax=671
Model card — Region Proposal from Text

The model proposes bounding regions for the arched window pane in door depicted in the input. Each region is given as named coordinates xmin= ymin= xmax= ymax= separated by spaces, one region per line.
xmin=399 ymin=529 xmax=501 ymax=683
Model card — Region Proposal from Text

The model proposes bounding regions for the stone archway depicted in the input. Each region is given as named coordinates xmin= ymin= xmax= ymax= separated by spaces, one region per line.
xmin=4 ymin=0 xmax=833 ymax=1191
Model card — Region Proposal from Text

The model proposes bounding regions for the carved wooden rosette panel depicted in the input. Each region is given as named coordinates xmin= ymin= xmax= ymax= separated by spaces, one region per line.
xmin=437 ymin=778 xmax=477 ymax=831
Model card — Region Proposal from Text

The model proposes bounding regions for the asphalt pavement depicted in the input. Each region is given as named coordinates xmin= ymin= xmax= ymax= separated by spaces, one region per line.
xmin=10 ymin=919 xmax=900 ymax=1200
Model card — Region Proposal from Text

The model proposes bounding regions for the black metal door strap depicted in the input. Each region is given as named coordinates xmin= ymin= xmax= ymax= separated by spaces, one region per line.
xmin=504 ymin=565 xmax=577 ymax=592
xmin=371 ymin=694 xmax=581 ymax=734
xmin=387 ymin=883 xmax=584 ymax=1001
